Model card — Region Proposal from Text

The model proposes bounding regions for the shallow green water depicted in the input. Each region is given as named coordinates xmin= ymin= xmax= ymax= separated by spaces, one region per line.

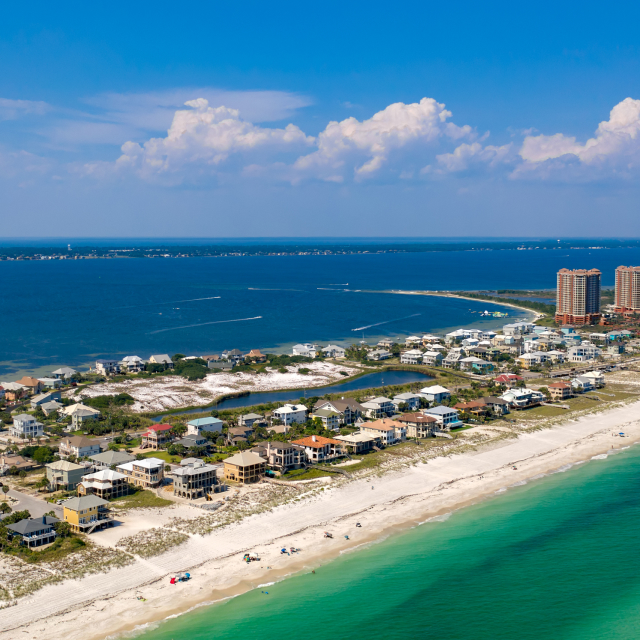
xmin=140 ymin=445 xmax=640 ymax=640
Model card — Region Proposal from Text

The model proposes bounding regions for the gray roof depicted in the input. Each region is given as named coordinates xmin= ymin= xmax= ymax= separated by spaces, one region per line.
xmin=63 ymin=495 xmax=108 ymax=511
xmin=52 ymin=367 xmax=76 ymax=375
xmin=241 ymin=412 xmax=263 ymax=420
xmin=8 ymin=516 xmax=59 ymax=535
xmin=90 ymin=450 xmax=135 ymax=465
xmin=175 ymin=436 xmax=207 ymax=447
xmin=424 ymin=406 xmax=458 ymax=415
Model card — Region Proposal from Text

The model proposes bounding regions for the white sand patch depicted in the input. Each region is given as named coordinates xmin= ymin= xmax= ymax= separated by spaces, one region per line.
xmin=75 ymin=362 xmax=360 ymax=412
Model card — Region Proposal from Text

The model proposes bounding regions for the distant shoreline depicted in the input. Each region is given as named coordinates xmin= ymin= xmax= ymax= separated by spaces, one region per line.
xmin=385 ymin=289 xmax=544 ymax=321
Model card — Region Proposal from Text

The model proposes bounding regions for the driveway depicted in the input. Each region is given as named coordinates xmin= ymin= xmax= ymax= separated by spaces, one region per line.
xmin=4 ymin=489 xmax=63 ymax=518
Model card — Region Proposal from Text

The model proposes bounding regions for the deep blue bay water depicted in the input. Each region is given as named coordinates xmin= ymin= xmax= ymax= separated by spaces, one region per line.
xmin=2 ymin=245 xmax=640 ymax=377
xmin=140 ymin=444 xmax=640 ymax=640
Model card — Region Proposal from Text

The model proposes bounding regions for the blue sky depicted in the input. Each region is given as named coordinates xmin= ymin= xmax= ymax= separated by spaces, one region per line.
xmin=2 ymin=1 xmax=640 ymax=237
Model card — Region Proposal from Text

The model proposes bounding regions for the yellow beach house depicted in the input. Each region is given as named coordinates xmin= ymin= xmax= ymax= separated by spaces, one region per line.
xmin=62 ymin=495 xmax=115 ymax=534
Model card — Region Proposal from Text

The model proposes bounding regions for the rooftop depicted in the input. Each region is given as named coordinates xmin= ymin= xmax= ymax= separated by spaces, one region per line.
xmin=63 ymin=495 xmax=109 ymax=511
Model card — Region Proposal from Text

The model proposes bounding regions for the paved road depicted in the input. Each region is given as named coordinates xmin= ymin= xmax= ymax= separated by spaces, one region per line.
xmin=5 ymin=489 xmax=62 ymax=518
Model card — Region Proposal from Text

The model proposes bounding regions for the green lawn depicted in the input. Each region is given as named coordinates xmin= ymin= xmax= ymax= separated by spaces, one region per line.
xmin=110 ymin=489 xmax=172 ymax=510
xmin=138 ymin=450 xmax=177 ymax=463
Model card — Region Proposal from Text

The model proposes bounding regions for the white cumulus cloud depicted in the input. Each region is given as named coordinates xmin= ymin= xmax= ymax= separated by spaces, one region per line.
xmin=434 ymin=141 xmax=513 ymax=173
xmin=113 ymin=98 xmax=314 ymax=179
xmin=293 ymin=98 xmax=474 ymax=181
xmin=518 ymin=97 xmax=640 ymax=177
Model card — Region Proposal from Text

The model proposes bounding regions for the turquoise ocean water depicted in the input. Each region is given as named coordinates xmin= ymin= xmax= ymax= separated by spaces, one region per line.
xmin=140 ymin=444 xmax=640 ymax=640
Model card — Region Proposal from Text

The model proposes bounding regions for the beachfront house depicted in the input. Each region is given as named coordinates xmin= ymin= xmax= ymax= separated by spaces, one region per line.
xmin=250 ymin=441 xmax=305 ymax=474
xmin=310 ymin=409 xmax=340 ymax=431
xmin=272 ymin=404 xmax=308 ymax=426
xmin=148 ymin=354 xmax=174 ymax=369
xmin=422 ymin=406 xmax=463 ymax=430
xmin=313 ymin=399 xmax=363 ymax=425
xmin=292 ymin=343 xmax=319 ymax=358
xmin=89 ymin=450 xmax=135 ymax=470
xmin=223 ymin=451 xmax=267 ymax=484
xmin=323 ymin=345 xmax=346 ymax=358
xmin=334 ymin=432 xmax=378 ymax=454
xmin=141 ymin=423 xmax=174 ymax=449
xmin=291 ymin=435 xmax=345 ymax=463
xmin=187 ymin=417 xmax=223 ymax=435
xmin=222 ymin=349 xmax=245 ymax=364
xmin=172 ymin=459 xmax=219 ymax=499
xmin=548 ymin=382 xmax=573 ymax=400
xmin=37 ymin=377 xmax=62 ymax=389
xmin=10 ymin=414 xmax=44 ymax=439
xmin=117 ymin=457 xmax=165 ymax=488
xmin=1 ymin=381 xmax=27 ymax=401
xmin=7 ymin=516 xmax=59 ymax=548
xmin=482 ymin=396 xmax=511 ymax=416
xmin=46 ymin=460 xmax=86 ymax=490
xmin=397 ymin=413 xmax=438 ymax=438
xmin=95 ymin=359 xmax=121 ymax=376
xmin=400 ymin=349 xmax=424 ymax=365
xmin=360 ymin=397 xmax=394 ymax=419
xmin=500 ymin=388 xmax=545 ymax=409
xmin=16 ymin=376 xmax=43 ymax=395
xmin=392 ymin=393 xmax=422 ymax=412
xmin=78 ymin=469 xmax=130 ymax=500
xmin=120 ymin=355 xmax=145 ymax=373
xmin=52 ymin=366 xmax=77 ymax=380
xmin=572 ymin=376 xmax=594 ymax=393
xmin=63 ymin=495 xmax=114 ymax=534
xmin=581 ymin=370 xmax=605 ymax=388
xmin=454 ymin=400 xmax=490 ymax=417
xmin=419 ymin=385 xmax=451 ymax=404
xmin=360 ymin=418 xmax=406 ymax=445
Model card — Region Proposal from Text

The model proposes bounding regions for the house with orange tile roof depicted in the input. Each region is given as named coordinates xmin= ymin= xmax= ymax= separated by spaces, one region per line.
xmin=291 ymin=435 xmax=346 ymax=464
xmin=16 ymin=376 xmax=43 ymax=395
xmin=548 ymin=381 xmax=573 ymax=400
xmin=359 ymin=418 xmax=406 ymax=445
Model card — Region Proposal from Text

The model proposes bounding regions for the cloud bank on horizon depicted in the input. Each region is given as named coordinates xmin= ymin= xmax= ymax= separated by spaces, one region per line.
xmin=70 ymin=94 xmax=640 ymax=185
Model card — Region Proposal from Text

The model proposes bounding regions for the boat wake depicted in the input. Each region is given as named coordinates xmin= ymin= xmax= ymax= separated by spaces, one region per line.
xmin=149 ymin=316 xmax=263 ymax=334
xmin=352 ymin=313 xmax=421 ymax=332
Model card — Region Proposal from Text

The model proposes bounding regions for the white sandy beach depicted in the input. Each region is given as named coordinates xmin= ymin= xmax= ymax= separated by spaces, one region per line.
xmin=3 ymin=398 xmax=640 ymax=640
xmin=74 ymin=362 xmax=361 ymax=412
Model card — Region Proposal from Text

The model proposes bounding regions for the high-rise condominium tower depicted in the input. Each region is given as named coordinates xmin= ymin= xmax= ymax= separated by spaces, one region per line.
xmin=614 ymin=266 xmax=640 ymax=313
xmin=555 ymin=268 xmax=601 ymax=325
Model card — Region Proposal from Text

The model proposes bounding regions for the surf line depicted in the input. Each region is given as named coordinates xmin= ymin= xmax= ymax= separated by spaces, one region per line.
xmin=352 ymin=313 xmax=421 ymax=332
xmin=149 ymin=316 xmax=262 ymax=335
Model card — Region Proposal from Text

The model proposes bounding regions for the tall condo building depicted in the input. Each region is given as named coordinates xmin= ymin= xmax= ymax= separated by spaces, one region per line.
xmin=555 ymin=268 xmax=601 ymax=325
xmin=614 ymin=266 xmax=640 ymax=313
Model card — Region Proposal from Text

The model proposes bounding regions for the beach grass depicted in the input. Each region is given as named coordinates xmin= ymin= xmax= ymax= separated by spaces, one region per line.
xmin=110 ymin=489 xmax=173 ymax=510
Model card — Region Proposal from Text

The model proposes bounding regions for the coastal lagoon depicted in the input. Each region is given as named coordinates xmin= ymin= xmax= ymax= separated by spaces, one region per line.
xmin=141 ymin=443 xmax=640 ymax=640
xmin=4 ymin=245 xmax=640 ymax=378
